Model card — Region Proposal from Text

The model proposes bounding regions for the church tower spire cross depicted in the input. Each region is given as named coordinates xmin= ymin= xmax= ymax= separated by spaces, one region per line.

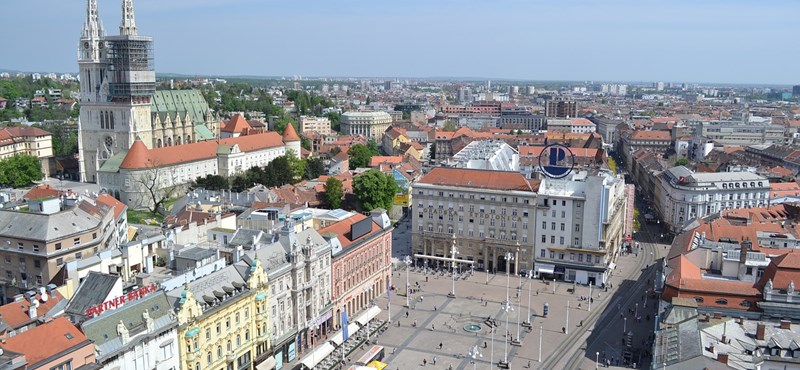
xmin=120 ymin=0 xmax=137 ymax=36
xmin=83 ymin=0 xmax=103 ymax=40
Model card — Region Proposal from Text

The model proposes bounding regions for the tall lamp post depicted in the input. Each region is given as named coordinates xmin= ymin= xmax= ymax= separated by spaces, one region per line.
xmin=449 ymin=234 xmax=459 ymax=298
xmin=500 ymin=249 xmax=515 ymax=367
xmin=500 ymin=299 xmax=514 ymax=367
xmin=514 ymin=261 xmax=524 ymax=345
xmin=523 ymin=270 xmax=533 ymax=327
xmin=468 ymin=345 xmax=482 ymax=370
xmin=404 ymin=255 xmax=412 ymax=308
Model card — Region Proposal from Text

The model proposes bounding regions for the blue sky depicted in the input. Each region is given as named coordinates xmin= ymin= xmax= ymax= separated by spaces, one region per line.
xmin=2 ymin=0 xmax=799 ymax=84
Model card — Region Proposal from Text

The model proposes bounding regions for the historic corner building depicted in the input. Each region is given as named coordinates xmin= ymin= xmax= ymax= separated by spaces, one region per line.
xmin=533 ymin=171 xmax=626 ymax=286
xmin=167 ymin=260 xmax=271 ymax=370
xmin=411 ymin=167 xmax=627 ymax=286
xmin=77 ymin=0 xmax=218 ymax=183
xmin=411 ymin=168 xmax=540 ymax=274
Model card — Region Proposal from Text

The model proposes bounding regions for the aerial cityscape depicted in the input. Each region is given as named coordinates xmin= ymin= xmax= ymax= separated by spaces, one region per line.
xmin=0 ymin=1 xmax=799 ymax=370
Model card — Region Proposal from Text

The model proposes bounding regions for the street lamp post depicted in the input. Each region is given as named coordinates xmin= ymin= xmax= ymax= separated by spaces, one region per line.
xmin=635 ymin=303 xmax=639 ymax=319
xmin=624 ymin=317 xmax=627 ymax=333
xmin=501 ymin=300 xmax=513 ymax=366
xmin=515 ymin=271 xmax=522 ymax=344
xmin=468 ymin=345 xmax=482 ymax=370
xmin=596 ymin=351 xmax=600 ymax=369
xmin=404 ymin=255 xmax=412 ymax=308
xmin=524 ymin=270 xmax=532 ymax=327
xmin=449 ymin=234 xmax=459 ymax=298
xmin=589 ymin=283 xmax=592 ymax=312
xmin=490 ymin=320 xmax=496 ymax=368
xmin=565 ymin=301 xmax=570 ymax=335
xmin=538 ymin=325 xmax=543 ymax=362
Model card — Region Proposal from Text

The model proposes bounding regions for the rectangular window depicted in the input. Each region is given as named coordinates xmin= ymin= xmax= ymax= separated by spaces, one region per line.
xmin=34 ymin=260 xmax=41 ymax=268
xmin=56 ymin=257 xmax=63 ymax=266
xmin=75 ymin=252 xmax=82 ymax=259
xmin=575 ymin=224 xmax=580 ymax=232
xmin=540 ymin=249 xmax=546 ymax=257
xmin=542 ymin=222 xmax=546 ymax=230
xmin=550 ymin=251 xmax=555 ymax=259
xmin=595 ymin=256 xmax=601 ymax=264
xmin=570 ymin=253 xmax=575 ymax=261
xmin=551 ymin=222 xmax=556 ymax=230
xmin=575 ymin=237 xmax=580 ymax=246
xmin=559 ymin=236 xmax=564 ymax=245
xmin=550 ymin=236 xmax=555 ymax=243
xmin=17 ymin=242 xmax=23 ymax=250
xmin=578 ymin=254 xmax=584 ymax=262
xmin=73 ymin=237 xmax=80 ymax=246
xmin=33 ymin=245 xmax=39 ymax=252
xmin=541 ymin=235 xmax=546 ymax=243
xmin=560 ymin=223 xmax=565 ymax=231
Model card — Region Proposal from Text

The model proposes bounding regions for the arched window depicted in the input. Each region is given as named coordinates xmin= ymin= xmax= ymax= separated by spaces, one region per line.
xmin=245 ymin=329 xmax=250 ymax=341
xmin=715 ymin=298 xmax=728 ymax=305
xmin=207 ymin=352 xmax=212 ymax=364
xmin=217 ymin=346 xmax=222 ymax=359
xmin=227 ymin=340 xmax=232 ymax=352
xmin=236 ymin=335 xmax=241 ymax=346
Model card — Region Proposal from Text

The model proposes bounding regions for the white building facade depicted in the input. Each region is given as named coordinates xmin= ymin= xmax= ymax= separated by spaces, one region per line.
xmin=655 ymin=166 xmax=770 ymax=232
xmin=533 ymin=171 xmax=627 ymax=286
xmin=340 ymin=111 xmax=392 ymax=139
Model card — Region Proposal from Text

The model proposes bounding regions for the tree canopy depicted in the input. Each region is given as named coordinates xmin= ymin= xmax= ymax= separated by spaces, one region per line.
xmin=191 ymin=174 xmax=229 ymax=191
xmin=607 ymin=156 xmax=618 ymax=174
xmin=305 ymin=157 xmax=325 ymax=180
xmin=347 ymin=142 xmax=380 ymax=170
xmin=353 ymin=169 xmax=399 ymax=211
xmin=0 ymin=154 xmax=43 ymax=188
xmin=324 ymin=177 xmax=344 ymax=209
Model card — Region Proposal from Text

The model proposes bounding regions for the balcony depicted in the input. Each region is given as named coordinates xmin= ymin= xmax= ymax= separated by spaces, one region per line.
xmin=184 ymin=351 xmax=198 ymax=363
xmin=227 ymin=353 xmax=236 ymax=362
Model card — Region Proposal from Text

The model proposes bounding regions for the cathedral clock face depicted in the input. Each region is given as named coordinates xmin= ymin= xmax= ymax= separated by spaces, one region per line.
xmin=83 ymin=41 xmax=90 ymax=49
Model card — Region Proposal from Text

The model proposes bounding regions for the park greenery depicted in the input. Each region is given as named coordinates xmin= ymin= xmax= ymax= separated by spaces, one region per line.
xmin=0 ymin=154 xmax=44 ymax=188
xmin=607 ymin=157 xmax=618 ymax=174
xmin=353 ymin=169 xmax=400 ymax=211
xmin=347 ymin=141 xmax=381 ymax=169
xmin=323 ymin=177 xmax=344 ymax=209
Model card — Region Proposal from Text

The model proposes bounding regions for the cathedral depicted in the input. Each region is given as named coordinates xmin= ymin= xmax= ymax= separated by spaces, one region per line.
xmin=78 ymin=0 xmax=218 ymax=183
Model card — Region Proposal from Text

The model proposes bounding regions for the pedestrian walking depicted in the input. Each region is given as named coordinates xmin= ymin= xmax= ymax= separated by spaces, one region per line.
xmin=439 ymin=342 xmax=443 ymax=349
xmin=433 ymin=356 xmax=437 ymax=365
xmin=423 ymin=358 xmax=427 ymax=366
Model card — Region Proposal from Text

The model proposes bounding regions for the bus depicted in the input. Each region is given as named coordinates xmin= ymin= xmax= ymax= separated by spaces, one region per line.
xmin=356 ymin=345 xmax=385 ymax=366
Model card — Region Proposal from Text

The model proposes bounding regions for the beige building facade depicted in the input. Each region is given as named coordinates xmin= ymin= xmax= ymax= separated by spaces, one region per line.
xmin=340 ymin=111 xmax=392 ymax=139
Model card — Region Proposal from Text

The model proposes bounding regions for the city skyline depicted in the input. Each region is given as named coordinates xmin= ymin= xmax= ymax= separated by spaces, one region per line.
xmin=1 ymin=0 xmax=799 ymax=84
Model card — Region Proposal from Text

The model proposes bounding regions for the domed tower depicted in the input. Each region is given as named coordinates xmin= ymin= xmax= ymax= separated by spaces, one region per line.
xmin=282 ymin=123 xmax=302 ymax=158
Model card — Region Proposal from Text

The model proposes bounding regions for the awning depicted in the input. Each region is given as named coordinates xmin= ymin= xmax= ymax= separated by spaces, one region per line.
xmin=355 ymin=306 xmax=381 ymax=326
xmin=299 ymin=342 xmax=336 ymax=369
xmin=535 ymin=263 xmax=555 ymax=274
xmin=256 ymin=356 xmax=276 ymax=370
xmin=329 ymin=323 xmax=361 ymax=345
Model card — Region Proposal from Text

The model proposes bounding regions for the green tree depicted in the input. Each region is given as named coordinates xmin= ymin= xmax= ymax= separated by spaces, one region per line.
xmin=443 ymin=120 xmax=457 ymax=132
xmin=607 ymin=157 xmax=618 ymax=175
xmin=305 ymin=157 xmax=325 ymax=180
xmin=675 ymin=158 xmax=689 ymax=166
xmin=301 ymin=137 xmax=311 ymax=150
xmin=367 ymin=139 xmax=381 ymax=155
xmin=0 ymin=154 xmax=43 ymax=187
xmin=348 ymin=144 xmax=374 ymax=169
xmin=285 ymin=150 xmax=306 ymax=183
xmin=191 ymin=174 xmax=230 ymax=191
xmin=326 ymin=112 xmax=341 ymax=132
xmin=324 ymin=177 xmax=344 ymax=209
xmin=230 ymin=174 xmax=250 ymax=192
xmin=429 ymin=144 xmax=436 ymax=160
xmin=353 ymin=169 xmax=400 ymax=211
xmin=633 ymin=208 xmax=641 ymax=232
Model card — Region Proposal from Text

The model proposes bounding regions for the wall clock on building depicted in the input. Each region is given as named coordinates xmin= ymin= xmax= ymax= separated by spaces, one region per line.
xmin=83 ymin=41 xmax=90 ymax=49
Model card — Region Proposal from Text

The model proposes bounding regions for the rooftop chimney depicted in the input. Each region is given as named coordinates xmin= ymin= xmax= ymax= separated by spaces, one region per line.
xmin=717 ymin=353 xmax=729 ymax=364
xmin=780 ymin=320 xmax=791 ymax=330
xmin=756 ymin=323 xmax=766 ymax=340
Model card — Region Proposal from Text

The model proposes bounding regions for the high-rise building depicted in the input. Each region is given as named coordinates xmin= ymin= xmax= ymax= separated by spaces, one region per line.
xmin=793 ymin=85 xmax=800 ymax=97
xmin=656 ymin=81 xmax=665 ymax=91
xmin=457 ymin=86 xmax=472 ymax=104
xmin=545 ymin=99 xmax=578 ymax=118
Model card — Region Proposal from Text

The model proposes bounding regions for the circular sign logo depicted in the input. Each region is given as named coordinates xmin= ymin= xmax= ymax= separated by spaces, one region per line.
xmin=538 ymin=144 xmax=576 ymax=179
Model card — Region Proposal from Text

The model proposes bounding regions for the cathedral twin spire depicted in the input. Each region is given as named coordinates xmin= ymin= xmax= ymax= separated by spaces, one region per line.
xmin=82 ymin=0 xmax=138 ymax=40
xmin=120 ymin=0 xmax=137 ymax=36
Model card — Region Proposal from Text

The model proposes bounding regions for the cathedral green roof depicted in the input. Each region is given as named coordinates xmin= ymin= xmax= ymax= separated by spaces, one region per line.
xmin=194 ymin=124 xmax=216 ymax=141
xmin=151 ymin=89 xmax=214 ymax=125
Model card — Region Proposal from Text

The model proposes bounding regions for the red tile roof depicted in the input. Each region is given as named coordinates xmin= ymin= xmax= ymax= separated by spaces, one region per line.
xmin=0 ymin=317 xmax=92 ymax=367
xmin=630 ymin=130 xmax=671 ymax=141
xmin=319 ymin=213 xmax=382 ymax=250
xmin=0 ymin=290 xmax=64 ymax=331
xmin=221 ymin=113 xmax=251 ymax=133
xmin=519 ymin=146 xmax=601 ymax=158
xmin=418 ymin=167 xmax=539 ymax=192
xmin=369 ymin=156 xmax=403 ymax=167
xmin=282 ymin=122 xmax=301 ymax=142
xmin=120 ymin=132 xmax=285 ymax=170
xmin=23 ymin=184 xmax=61 ymax=200
xmin=95 ymin=193 xmax=127 ymax=221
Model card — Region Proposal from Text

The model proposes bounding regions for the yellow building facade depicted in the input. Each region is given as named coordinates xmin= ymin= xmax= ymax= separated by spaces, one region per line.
xmin=175 ymin=260 xmax=271 ymax=370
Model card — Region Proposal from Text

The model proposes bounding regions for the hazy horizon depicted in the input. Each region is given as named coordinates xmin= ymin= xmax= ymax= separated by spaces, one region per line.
xmin=2 ymin=0 xmax=799 ymax=85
